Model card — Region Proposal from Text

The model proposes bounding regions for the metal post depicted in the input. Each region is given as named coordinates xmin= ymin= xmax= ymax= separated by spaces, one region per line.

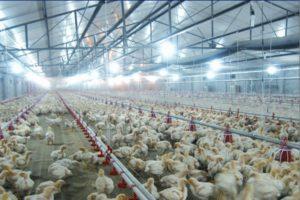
xmin=211 ymin=0 xmax=214 ymax=47
xmin=25 ymin=25 xmax=29 ymax=49
xmin=74 ymin=11 xmax=79 ymax=43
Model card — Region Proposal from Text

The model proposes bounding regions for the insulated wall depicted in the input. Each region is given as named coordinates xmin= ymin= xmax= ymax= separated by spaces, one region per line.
xmin=0 ymin=73 xmax=30 ymax=101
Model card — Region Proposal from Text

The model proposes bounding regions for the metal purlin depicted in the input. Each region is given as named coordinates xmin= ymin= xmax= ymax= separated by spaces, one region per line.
xmin=57 ymin=93 xmax=156 ymax=200
xmin=77 ymin=93 xmax=300 ymax=151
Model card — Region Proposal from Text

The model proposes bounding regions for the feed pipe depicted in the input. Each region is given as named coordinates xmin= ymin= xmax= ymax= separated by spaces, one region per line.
xmin=77 ymin=93 xmax=300 ymax=151
xmin=57 ymin=94 xmax=156 ymax=200
xmin=1 ymin=93 xmax=46 ymax=135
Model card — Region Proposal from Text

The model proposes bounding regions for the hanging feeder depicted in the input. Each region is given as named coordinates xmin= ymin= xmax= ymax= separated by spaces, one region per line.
xmin=236 ymin=108 xmax=240 ymax=118
xmin=103 ymin=155 xmax=111 ymax=166
xmin=150 ymin=107 xmax=156 ymax=118
xmin=223 ymin=125 xmax=233 ymax=143
xmin=118 ymin=176 xmax=128 ymax=189
xmin=138 ymin=108 xmax=143 ymax=115
xmin=277 ymin=137 xmax=293 ymax=162
xmin=189 ymin=116 xmax=197 ymax=132
xmin=165 ymin=111 xmax=172 ymax=124
xmin=109 ymin=166 xmax=119 ymax=176
xmin=228 ymin=107 xmax=232 ymax=117
xmin=8 ymin=122 xmax=14 ymax=131
xmin=129 ymin=192 xmax=139 ymax=200
xmin=272 ymin=112 xmax=275 ymax=119
xmin=0 ymin=124 xmax=4 ymax=140
xmin=98 ymin=150 xmax=104 ymax=158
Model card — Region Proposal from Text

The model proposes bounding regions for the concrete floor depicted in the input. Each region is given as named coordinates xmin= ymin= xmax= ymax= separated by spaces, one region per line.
xmin=26 ymin=114 xmax=134 ymax=200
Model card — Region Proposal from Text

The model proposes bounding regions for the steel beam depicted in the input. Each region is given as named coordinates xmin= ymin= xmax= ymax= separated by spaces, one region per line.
xmin=76 ymin=1 xmax=182 ymax=67
xmin=188 ymin=11 xmax=299 ymax=48
xmin=66 ymin=1 xmax=105 ymax=64
xmin=121 ymin=1 xmax=128 ymax=55
xmin=96 ymin=1 xmax=249 ymax=67
xmin=0 ymin=3 xmax=101 ymax=33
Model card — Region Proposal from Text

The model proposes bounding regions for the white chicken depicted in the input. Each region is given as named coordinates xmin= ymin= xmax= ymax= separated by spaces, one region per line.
xmin=50 ymin=145 xmax=67 ymax=160
xmin=159 ymin=178 xmax=188 ymax=200
xmin=24 ymin=186 xmax=58 ymax=200
xmin=14 ymin=171 xmax=34 ymax=195
xmin=188 ymin=178 xmax=215 ymax=199
xmin=35 ymin=179 xmax=65 ymax=194
xmin=45 ymin=127 xmax=55 ymax=145
xmin=145 ymin=160 xmax=164 ymax=176
xmin=95 ymin=169 xmax=114 ymax=194
xmin=48 ymin=163 xmax=72 ymax=180
xmin=144 ymin=178 xmax=159 ymax=199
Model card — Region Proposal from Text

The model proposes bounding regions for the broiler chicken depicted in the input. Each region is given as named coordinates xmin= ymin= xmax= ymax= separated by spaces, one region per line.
xmin=188 ymin=178 xmax=215 ymax=199
xmin=144 ymin=178 xmax=159 ymax=199
xmin=159 ymin=179 xmax=188 ymax=200
xmin=95 ymin=169 xmax=114 ymax=194
xmin=50 ymin=145 xmax=67 ymax=160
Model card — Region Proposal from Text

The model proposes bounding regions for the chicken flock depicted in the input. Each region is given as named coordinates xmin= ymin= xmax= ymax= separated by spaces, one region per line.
xmin=69 ymin=93 xmax=300 ymax=200
xmin=0 ymin=94 xmax=129 ymax=200
xmin=0 ymin=92 xmax=299 ymax=200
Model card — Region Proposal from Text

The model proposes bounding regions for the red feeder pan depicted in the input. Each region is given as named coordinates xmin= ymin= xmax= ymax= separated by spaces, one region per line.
xmin=129 ymin=193 xmax=139 ymax=200
xmin=109 ymin=167 xmax=118 ymax=176
xmin=224 ymin=125 xmax=233 ymax=143
xmin=278 ymin=137 xmax=293 ymax=162
xmin=8 ymin=123 xmax=14 ymax=131
xmin=118 ymin=178 xmax=128 ymax=189
xmin=0 ymin=125 xmax=4 ymax=140
xmin=165 ymin=112 xmax=172 ymax=124
xmin=106 ymin=145 xmax=113 ymax=154
xmin=103 ymin=156 xmax=111 ymax=165
xmin=98 ymin=151 xmax=104 ymax=158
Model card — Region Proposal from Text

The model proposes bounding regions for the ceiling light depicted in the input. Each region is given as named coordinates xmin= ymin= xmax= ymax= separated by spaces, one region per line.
xmin=266 ymin=66 xmax=278 ymax=75
xmin=11 ymin=63 xmax=23 ymax=74
xmin=159 ymin=68 xmax=168 ymax=76
xmin=250 ymin=4 xmax=255 ymax=27
xmin=25 ymin=72 xmax=51 ymax=89
xmin=128 ymin=65 xmax=134 ymax=70
xmin=131 ymin=73 xmax=141 ymax=82
xmin=146 ymin=75 xmax=159 ymax=83
xmin=207 ymin=71 xmax=216 ymax=79
xmin=109 ymin=62 xmax=121 ymax=74
xmin=171 ymin=74 xmax=180 ymax=81
xmin=155 ymin=56 xmax=162 ymax=63
xmin=209 ymin=60 xmax=222 ymax=71
xmin=160 ymin=41 xmax=176 ymax=59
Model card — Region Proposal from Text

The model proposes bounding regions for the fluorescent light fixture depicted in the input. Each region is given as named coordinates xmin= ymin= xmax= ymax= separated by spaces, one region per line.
xmin=209 ymin=60 xmax=222 ymax=71
xmin=160 ymin=41 xmax=176 ymax=59
xmin=11 ymin=63 xmax=23 ymax=74
xmin=250 ymin=4 xmax=255 ymax=27
xmin=109 ymin=62 xmax=121 ymax=74
xmin=156 ymin=56 xmax=162 ymax=63
xmin=130 ymin=73 xmax=141 ymax=82
xmin=25 ymin=72 xmax=51 ymax=89
xmin=128 ymin=65 xmax=134 ymax=70
xmin=276 ymin=27 xmax=285 ymax=37
xmin=266 ymin=66 xmax=278 ymax=75
xmin=146 ymin=75 xmax=159 ymax=83
xmin=206 ymin=71 xmax=216 ymax=79
xmin=171 ymin=74 xmax=180 ymax=81
xmin=159 ymin=68 xmax=168 ymax=76
xmin=0 ymin=22 xmax=5 ymax=30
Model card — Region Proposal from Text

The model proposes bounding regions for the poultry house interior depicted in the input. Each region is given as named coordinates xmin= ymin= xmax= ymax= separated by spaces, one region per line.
xmin=0 ymin=1 xmax=299 ymax=200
